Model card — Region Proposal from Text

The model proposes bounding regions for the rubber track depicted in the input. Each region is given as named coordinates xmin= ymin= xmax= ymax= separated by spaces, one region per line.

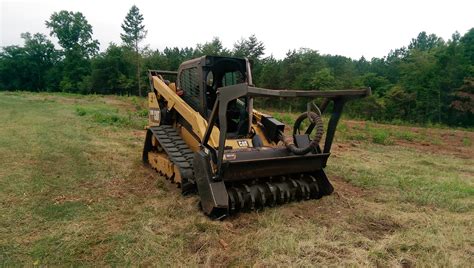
xmin=147 ymin=126 xmax=333 ymax=214
xmin=149 ymin=125 xmax=195 ymax=193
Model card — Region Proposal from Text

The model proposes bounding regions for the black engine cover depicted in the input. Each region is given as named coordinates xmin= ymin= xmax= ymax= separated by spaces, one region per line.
xmin=261 ymin=115 xmax=285 ymax=143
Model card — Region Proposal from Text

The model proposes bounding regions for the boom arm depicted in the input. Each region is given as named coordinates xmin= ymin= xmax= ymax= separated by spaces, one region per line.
xmin=150 ymin=74 xmax=221 ymax=147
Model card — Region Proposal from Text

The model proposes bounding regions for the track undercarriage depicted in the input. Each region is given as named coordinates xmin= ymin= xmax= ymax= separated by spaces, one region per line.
xmin=143 ymin=125 xmax=335 ymax=217
xmin=143 ymin=125 xmax=195 ymax=193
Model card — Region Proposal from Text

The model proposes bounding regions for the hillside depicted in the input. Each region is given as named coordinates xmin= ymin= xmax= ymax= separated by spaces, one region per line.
xmin=0 ymin=92 xmax=472 ymax=266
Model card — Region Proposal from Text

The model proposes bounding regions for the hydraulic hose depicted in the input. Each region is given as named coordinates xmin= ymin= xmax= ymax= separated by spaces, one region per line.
xmin=279 ymin=111 xmax=324 ymax=155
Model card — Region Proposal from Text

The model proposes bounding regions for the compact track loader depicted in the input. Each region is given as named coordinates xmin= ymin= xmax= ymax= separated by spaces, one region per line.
xmin=143 ymin=56 xmax=370 ymax=218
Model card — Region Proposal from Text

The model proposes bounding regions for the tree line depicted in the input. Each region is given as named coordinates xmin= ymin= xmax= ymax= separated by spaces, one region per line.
xmin=0 ymin=6 xmax=472 ymax=126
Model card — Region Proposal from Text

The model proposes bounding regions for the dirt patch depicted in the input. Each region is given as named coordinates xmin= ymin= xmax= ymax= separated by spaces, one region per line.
xmin=331 ymin=175 xmax=366 ymax=198
xmin=396 ymin=132 xmax=473 ymax=159
xmin=188 ymin=236 xmax=210 ymax=254
xmin=104 ymin=172 xmax=160 ymax=199
xmin=344 ymin=120 xmax=473 ymax=158
xmin=206 ymin=253 xmax=237 ymax=267
xmin=132 ymin=130 xmax=146 ymax=138
xmin=82 ymin=216 xmax=130 ymax=261
xmin=52 ymin=194 xmax=94 ymax=205
xmin=226 ymin=213 xmax=259 ymax=231
xmin=272 ymin=175 xmax=369 ymax=229
xmin=349 ymin=213 xmax=402 ymax=240
xmin=88 ymin=243 xmax=113 ymax=262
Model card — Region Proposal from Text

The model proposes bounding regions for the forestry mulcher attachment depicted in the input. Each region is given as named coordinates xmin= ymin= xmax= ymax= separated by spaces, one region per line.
xmin=143 ymin=56 xmax=370 ymax=219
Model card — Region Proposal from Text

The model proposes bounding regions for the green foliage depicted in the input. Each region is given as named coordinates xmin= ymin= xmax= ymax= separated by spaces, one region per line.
xmin=92 ymin=112 xmax=129 ymax=126
xmin=75 ymin=107 xmax=87 ymax=116
xmin=273 ymin=113 xmax=294 ymax=126
xmin=371 ymin=128 xmax=393 ymax=145
xmin=120 ymin=5 xmax=147 ymax=51
xmin=358 ymin=72 xmax=392 ymax=96
xmin=121 ymin=5 xmax=147 ymax=96
xmin=90 ymin=44 xmax=135 ymax=95
xmin=462 ymin=137 xmax=472 ymax=147
xmin=450 ymin=77 xmax=474 ymax=125
xmin=345 ymin=95 xmax=384 ymax=120
xmin=0 ymin=33 xmax=58 ymax=91
xmin=409 ymin=31 xmax=445 ymax=51
xmin=233 ymin=34 xmax=265 ymax=61
xmin=392 ymin=130 xmax=418 ymax=142
xmin=136 ymin=108 xmax=148 ymax=117
xmin=45 ymin=10 xmax=99 ymax=93
xmin=311 ymin=68 xmax=338 ymax=90
xmin=195 ymin=37 xmax=230 ymax=56
xmin=74 ymin=105 xmax=146 ymax=129
xmin=46 ymin=10 xmax=99 ymax=57
xmin=383 ymin=85 xmax=416 ymax=121
xmin=1 ymin=10 xmax=473 ymax=126
xmin=348 ymin=132 xmax=367 ymax=141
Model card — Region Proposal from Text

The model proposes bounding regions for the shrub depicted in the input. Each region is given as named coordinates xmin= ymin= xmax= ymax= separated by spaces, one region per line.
xmin=393 ymin=130 xmax=418 ymax=142
xmin=273 ymin=113 xmax=294 ymax=125
xmin=92 ymin=112 xmax=130 ymax=126
xmin=74 ymin=106 xmax=138 ymax=127
xmin=462 ymin=137 xmax=472 ymax=147
xmin=136 ymin=108 xmax=148 ymax=117
xmin=348 ymin=133 xmax=367 ymax=141
xmin=372 ymin=129 xmax=393 ymax=145
xmin=75 ymin=107 xmax=87 ymax=116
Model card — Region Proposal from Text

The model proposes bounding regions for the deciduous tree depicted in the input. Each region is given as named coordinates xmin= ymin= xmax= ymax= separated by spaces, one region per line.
xmin=46 ymin=11 xmax=99 ymax=92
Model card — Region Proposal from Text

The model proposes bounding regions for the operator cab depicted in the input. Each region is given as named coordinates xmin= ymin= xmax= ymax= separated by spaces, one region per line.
xmin=177 ymin=56 xmax=251 ymax=138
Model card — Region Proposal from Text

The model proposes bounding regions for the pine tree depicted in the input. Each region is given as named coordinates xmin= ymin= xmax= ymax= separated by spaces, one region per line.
xmin=121 ymin=5 xmax=147 ymax=96
xmin=233 ymin=34 xmax=265 ymax=60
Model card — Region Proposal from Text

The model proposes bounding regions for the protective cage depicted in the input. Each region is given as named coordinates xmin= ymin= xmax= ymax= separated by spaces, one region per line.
xmin=194 ymin=83 xmax=371 ymax=218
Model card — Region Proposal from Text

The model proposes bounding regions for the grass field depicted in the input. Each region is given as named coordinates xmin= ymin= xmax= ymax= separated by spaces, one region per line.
xmin=0 ymin=91 xmax=473 ymax=266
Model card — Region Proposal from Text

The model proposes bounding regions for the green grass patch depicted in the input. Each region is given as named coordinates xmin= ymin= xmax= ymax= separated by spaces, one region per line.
xmin=337 ymin=122 xmax=348 ymax=134
xmin=74 ymin=105 xmax=145 ymax=129
xmin=462 ymin=137 xmax=472 ymax=147
xmin=398 ymin=177 xmax=474 ymax=212
xmin=392 ymin=130 xmax=419 ymax=142
xmin=330 ymin=145 xmax=474 ymax=212
xmin=273 ymin=113 xmax=295 ymax=126
xmin=103 ymin=234 xmax=137 ymax=265
xmin=1 ymin=92 xmax=473 ymax=266
xmin=75 ymin=107 xmax=88 ymax=116
xmin=136 ymin=108 xmax=149 ymax=117
xmin=371 ymin=128 xmax=393 ymax=145
xmin=347 ymin=132 xmax=367 ymax=141
xmin=35 ymin=201 xmax=87 ymax=221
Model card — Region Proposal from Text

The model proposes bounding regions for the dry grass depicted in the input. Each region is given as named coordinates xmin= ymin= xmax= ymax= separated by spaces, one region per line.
xmin=0 ymin=92 xmax=473 ymax=266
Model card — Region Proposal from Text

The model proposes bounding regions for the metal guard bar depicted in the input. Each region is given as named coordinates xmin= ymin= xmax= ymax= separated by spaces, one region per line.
xmin=247 ymin=86 xmax=371 ymax=98
xmin=201 ymin=83 xmax=371 ymax=181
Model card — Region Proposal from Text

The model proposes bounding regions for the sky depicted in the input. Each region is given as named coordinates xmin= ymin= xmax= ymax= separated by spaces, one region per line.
xmin=1 ymin=0 xmax=473 ymax=60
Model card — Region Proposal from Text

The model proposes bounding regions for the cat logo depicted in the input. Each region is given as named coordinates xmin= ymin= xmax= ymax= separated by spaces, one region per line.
xmin=237 ymin=140 xmax=249 ymax=147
